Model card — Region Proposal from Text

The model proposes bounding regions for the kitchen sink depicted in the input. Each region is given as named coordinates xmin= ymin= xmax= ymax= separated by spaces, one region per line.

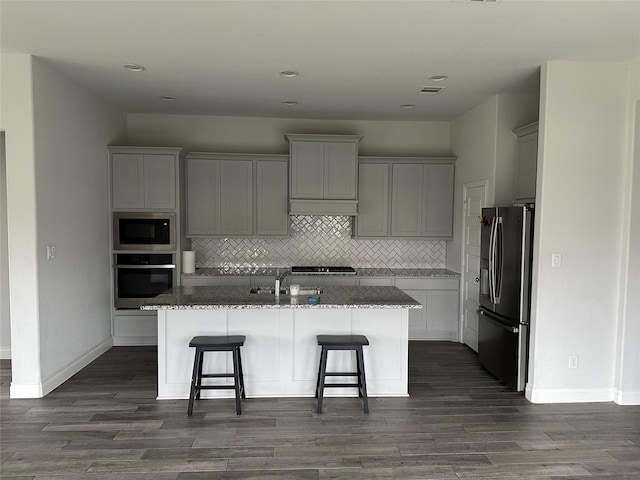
xmin=249 ymin=287 xmax=323 ymax=295
xmin=250 ymin=287 xmax=279 ymax=295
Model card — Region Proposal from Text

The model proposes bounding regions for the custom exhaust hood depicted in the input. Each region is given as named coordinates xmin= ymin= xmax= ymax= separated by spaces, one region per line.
xmin=289 ymin=199 xmax=358 ymax=216
xmin=286 ymin=134 xmax=362 ymax=216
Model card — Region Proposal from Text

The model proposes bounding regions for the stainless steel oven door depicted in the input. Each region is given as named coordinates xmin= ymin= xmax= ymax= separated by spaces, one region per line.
xmin=114 ymin=262 xmax=176 ymax=309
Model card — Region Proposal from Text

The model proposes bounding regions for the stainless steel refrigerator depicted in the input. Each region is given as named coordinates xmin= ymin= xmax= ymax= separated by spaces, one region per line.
xmin=478 ymin=205 xmax=534 ymax=392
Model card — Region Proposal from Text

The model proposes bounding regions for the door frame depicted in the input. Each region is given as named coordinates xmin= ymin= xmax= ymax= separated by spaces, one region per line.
xmin=459 ymin=180 xmax=488 ymax=344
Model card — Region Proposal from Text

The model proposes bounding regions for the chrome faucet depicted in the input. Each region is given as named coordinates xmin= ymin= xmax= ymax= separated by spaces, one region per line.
xmin=274 ymin=269 xmax=290 ymax=297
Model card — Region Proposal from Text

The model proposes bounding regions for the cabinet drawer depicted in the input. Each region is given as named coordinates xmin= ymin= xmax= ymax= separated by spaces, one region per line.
xmin=359 ymin=277 xmax=394 ymax=286
xmin=395 ymin=277 xmax=459 ymax=291
xmin=182 ymin=276 xmax=251 ymax=287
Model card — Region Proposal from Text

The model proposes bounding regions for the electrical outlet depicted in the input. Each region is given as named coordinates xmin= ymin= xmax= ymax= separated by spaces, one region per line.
xmin=46 ymin=245 xmax=56 ymax=260
xmin=568 ymin=355 xmax=579 ymax=369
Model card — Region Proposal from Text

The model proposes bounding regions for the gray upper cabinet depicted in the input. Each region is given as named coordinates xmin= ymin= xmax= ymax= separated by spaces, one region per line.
xmin=220 ymin=160 xmax=253 ymax=235
xmin=391 ymin=163 xmax=454 ymax=238
xmin=186 ymin=157 xmax=220 ymax=235
xmin=110 ymin=147 xmax=181 ymax=210
xmin=356 ymin=162 xmax=390 ymax=237
xmin=286 ymin=134 xmax=362 ymax=215
xmin=256 ymin=160 xmax=289 ymax=236
xmin=186 ymin=153 xmax=288 ymax=237
xmin=513 ymin=121 xmax=538 ymax=203
xmin=323 ymin=142 xmax=358 ymax=199
xmin=423 ymin=164 xmax=455 ymax=237
xmin=356 ymin=157 xmax=455 ymax=239
xmin=391 ymin=163 xmax=424 ymax=237
xmin=289 ymin=140 xmax=325 ymax=199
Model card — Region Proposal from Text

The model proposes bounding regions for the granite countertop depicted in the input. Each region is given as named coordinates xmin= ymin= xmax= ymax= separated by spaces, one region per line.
xmin=355 ymin=268 xmax=459 ymax=277
xmin=142 ymin=286 xmax=422 ymax=310
xmin=185 ymin=267 xmax=460 ymax=278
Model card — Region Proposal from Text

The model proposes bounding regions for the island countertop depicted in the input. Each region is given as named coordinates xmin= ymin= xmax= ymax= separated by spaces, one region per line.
xmin=142 ymin=285 xmax=422 ymax=310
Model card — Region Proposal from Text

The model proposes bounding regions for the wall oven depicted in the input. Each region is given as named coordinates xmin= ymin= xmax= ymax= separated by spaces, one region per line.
xmin=114 ymin=253 xmax=176 ymax=309
xmin=113 ymin=212 xmax=176 ymax=251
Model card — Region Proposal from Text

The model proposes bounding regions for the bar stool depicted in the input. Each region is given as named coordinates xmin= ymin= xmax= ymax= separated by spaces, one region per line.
xmin=315 ymin=334 xmax=369 ymax=414
xmin=187 ymin=335 xmax=246 ymax=416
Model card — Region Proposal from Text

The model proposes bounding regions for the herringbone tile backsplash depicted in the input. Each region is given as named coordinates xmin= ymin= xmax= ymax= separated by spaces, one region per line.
xmin=192 ymin=216 xmax=446 ymax=269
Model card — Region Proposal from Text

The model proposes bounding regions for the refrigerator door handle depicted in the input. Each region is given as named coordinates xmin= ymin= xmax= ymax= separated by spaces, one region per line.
xmin=478 ymin=309 xmax=519 ymax=333
xmin=488 ymin=218 xmax=496 ymax=303
xmin=494 ymin=217 xmax=503 ymax=304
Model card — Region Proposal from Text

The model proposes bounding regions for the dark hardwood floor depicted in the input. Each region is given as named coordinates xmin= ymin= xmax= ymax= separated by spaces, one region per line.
xmin=1 ymin=342 xmax=639 ymax=479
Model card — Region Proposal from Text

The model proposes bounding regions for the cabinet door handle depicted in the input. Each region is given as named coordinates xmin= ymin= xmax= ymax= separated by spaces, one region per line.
xmin=475 ymin=277 xmax=480 ymax=282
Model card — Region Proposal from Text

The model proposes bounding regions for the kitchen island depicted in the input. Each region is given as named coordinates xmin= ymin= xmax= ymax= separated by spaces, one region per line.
xmin=142 ymin=286 xmax=421 ymax=400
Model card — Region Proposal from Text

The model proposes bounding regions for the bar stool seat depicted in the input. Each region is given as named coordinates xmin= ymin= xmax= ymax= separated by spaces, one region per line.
xmin=315 ymin=334 xmax=369 ymax=414
xmin=187 ymin=335 xmax=246 ymax=416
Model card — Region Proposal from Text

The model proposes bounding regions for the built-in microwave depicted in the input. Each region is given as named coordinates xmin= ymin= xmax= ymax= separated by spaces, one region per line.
xmin=113 ymin=212 xmax=176 ymax=251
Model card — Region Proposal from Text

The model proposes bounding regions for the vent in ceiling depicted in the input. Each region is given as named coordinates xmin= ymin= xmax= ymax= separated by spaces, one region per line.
xmin=419 ymin=86 xmax=446 ymax=94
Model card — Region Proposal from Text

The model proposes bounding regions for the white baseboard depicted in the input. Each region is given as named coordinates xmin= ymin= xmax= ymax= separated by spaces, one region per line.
xmin=9 ymin=382 xmax=43 ymax=398
xmin=525 ymin=384 xmax=613 ymax=404
xmin=0 ymin=345 xmax=11 ymax=359
xmin=10 ymin=337 xmax=113 ymax=399
xmin=113 ymin=336 xmax=157 ymax=346
xmin=409 ymin=331 xmax=458 ymax=341
xmin=613 ymin=387 xmax=640 ymax=405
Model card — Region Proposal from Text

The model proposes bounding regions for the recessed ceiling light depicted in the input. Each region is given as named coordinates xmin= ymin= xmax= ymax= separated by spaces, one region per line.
xmin=282 ymin=100 xmax=298 ymax=106
xmin=280 ymin=70 xmax=299 ymax=78
xmin=429 ymin=75 xmax=448 ymax=82
xmin=400 ymin=104 xmax=416 ymax=109
xmin=159 ymin=96 xmax=175 ymax=101
xmin=124 ymin=63 xmax=145 ymax=72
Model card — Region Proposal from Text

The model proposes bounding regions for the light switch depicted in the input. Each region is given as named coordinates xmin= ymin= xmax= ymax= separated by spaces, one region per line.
xmin=46 ymin=245 xmax=56 ymax=260
xmin=551 ymin=253 xmax=562 ymax=268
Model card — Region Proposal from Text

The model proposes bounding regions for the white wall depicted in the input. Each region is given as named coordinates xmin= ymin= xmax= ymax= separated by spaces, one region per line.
xmin=1 ymin=54 xmax=41 ymax=393
xmin=448 ymin=94 xmax=539 ymax=271
xmin=1 ymin=54 xmax=127 ymax=397
xmin=0 ymin=48 xmax=7 ymax=358
xmin=614 ymin=61 xmax=640 ymax=404
xmin=494 ymin=95 xmax=540 ymax=206
xmin=0 ymin=131 xmax=11 ymax=359
xmin=447 ymin=96 xmax=499 ymax=271
xmin=127 ymin=114 xmax=451 ymax=156
xmin=528 ymin=61 xmax=631 ymax=403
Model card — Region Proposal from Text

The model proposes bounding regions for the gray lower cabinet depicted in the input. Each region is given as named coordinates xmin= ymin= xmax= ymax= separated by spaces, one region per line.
xmin=358 ymin=276 xmax=394 ymax=286
xmin=180 ymin=274 xmax=459 ymax=342
xmin=182 ymin=276 xmax=252 ymax=287
xmin=186 ymin=153 xmax=288 ymax=237
xmin=288 ymin=275 xmax=359 ymax=287
xmin=395 ymin=277 xmax=459 ymax=341
xmin=112 ymin=311 xmax=158 ymax=346
xmin=355 ymin=157 xmax=455 ymax=239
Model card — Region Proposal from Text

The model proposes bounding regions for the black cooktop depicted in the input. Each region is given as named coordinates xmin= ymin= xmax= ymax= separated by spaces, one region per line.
xmin=291 ymin=266 xmax=357 ymax=275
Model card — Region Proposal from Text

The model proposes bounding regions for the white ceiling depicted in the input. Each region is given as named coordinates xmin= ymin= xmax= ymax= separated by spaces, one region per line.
xmin=1 ymin=0 xmax=639 ymax=121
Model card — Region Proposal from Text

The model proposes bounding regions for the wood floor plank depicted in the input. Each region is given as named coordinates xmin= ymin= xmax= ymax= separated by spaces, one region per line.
xmin=177 ymin=470 xmax=319 ymax=479
xmin=2 ymin=342 xmax=639 ymax=478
